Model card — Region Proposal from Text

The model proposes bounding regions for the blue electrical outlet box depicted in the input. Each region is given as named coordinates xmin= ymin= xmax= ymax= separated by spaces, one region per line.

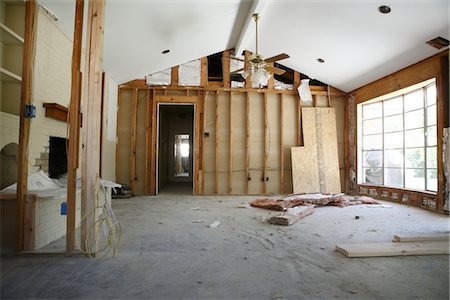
xmin=24 ymin=104 xmax=36 ymax=118
xmin=60 ymin=202 xmax=67 ymax=215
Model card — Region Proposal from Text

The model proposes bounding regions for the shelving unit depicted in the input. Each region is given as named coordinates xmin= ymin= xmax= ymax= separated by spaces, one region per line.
xmin=0 ymin=0 xmax=25 ymax=116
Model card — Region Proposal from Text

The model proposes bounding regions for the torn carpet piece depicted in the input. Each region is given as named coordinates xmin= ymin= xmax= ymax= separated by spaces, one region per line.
xmin=250 ymin=193 xmax=380 ymax=211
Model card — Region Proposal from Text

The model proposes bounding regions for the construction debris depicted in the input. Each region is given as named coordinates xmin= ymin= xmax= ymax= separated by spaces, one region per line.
xmin=250 ymin=193 xmax=380 ymax=211
xmin=268 ymin=205 xmax=315 ymax=226
xmin=208 ymin=220 xmax=221 ymax=228
xmin=392 ymin=233 xmax=450 ymax=242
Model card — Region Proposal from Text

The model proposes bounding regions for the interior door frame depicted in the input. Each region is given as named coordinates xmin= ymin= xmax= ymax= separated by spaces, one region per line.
xmin=156 ymin=102 xmax=196 ymax=195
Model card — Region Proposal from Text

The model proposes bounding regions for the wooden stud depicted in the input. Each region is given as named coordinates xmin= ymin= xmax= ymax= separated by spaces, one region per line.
xmin=150 ymin=91 xmax=157 ymax=194
xmin=16 ymin=0 xmax=36 ymax=251
xmin=280 ymin=93 xmax=284 ymax=194
xmin=200 ymin=92 xmax=206 ymax=194
xmin=115 ymin=89 xmax=122 ymax=182
xmin=171 ymin=66 xmax=179 ymax=86
xmin=66 ymin=0 xmax=84 ymax=252
xmin=81 ymin=0 xmax=106 ymax=250
xmin=244 ymin=51 xmax=252 ymax=88
xmin=436 ymin=57 xmax=446 ymax=212
xmin=246 ymin=92 xmax=250 ymax=194
xmin=222 ymin=50 xmax=231 ymax=88
xmin=215 ymin=92 xmax=219 ymax=194
xmin=293 ymin=72 xmax=302 ymax=146
xmin=228 ymin=92 xmax=233 ymax=193
xmin=145 ymin=89 xmax=151 ymax=194
xmin=344 ymin=96 xmax=349 ymax=193
xmin=129 ymin=89 xmax=138 ymax=195
xmin=201 ymin=57 xmax=208 ymax=87
xmin=263 ymin=92 xmax=268 ymax=194
xmin=194 ymin=95 xmax=202 ymax=195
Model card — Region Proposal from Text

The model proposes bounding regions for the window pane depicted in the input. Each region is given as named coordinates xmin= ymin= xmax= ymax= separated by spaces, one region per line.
xmin=426 ymin=168 xmax=437 ymax=191
xmin=384 ymin=114 xmax=403 ymax=133
xmin=405 ymin=168 xmax=425 ymax=190
xmin=426 ymin=126 xmax=437 ymax=146
xmin=426 ymin=84 xmax=436 ymax=106
xmin=426 ymin=147 xmax=437 ymax=168
xmin=426 ymin=105 xmax=436 ymax=126
xmin=363 ymin=167 xmax=382 ymax=185
xmin=384 ymin=97 xmax=403 ymax=116
xmin=385 ymin=149 xmax=403 ymax=167
xmin=363 ymin=118 xmax=382 ymax=135
xmin=363 ymin=102 xmax=382 ymax=119
xmin=385 ymin=168 xmax=403 ymax=187
xmin=384 ymin=132 xmax=403 ymax=149
xmin=363 ymin=134 xmax=382 ymax=150
xmin=405 ymin=89 xmax=424 ymax=112
xmin=405 ymin=128 xmax=424 ymax=148
xmin=405 ymin=148 xmax=424 ymax=168
xmin=363 ymin=151 xmax=382 ymax=167
xmin=405 ymin=109 xmax=424 ymax=130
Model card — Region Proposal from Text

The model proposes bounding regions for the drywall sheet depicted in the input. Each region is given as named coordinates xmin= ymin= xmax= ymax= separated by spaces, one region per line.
xmin=291 ymin=107 xmax=341 ymax=194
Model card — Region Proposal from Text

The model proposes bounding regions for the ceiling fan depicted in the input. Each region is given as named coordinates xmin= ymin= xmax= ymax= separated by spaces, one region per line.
xmin=230 ymin=13 xmax=290 ymax=82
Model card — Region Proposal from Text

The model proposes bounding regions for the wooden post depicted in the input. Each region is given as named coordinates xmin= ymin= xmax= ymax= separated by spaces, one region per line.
xmin=145 ymin=90 xmax=152 ymax=194
xmin=280 ymin=93 xmax=284 ymax=194
xmin=67 ymin=0 xmax=84 ymax=252
xmin=215 ymin=92 xmax=219 ymax=194
xmin=130 ymin=88 xmax=138 ymax=195
xmin=151 ymin=91 xmax=157 ymax=194
xmin=16 ymin=0 xmax=36 ymax=251
xmin=267 ymin=62 xmax=274 ymax=90
xmin=246 ymin=92 xmax=250 ymax=194
xmin=201 ymin=57 xmax=208 ymax=86
xmin=293 ymin=71 xmax=302 ymax=146
xmin=263 ymin=92 xmax=268 ymax=194
xmin=171 ymin=66 xmax=179 ymax=86
xmin=81 ymin=0 xmax=105 ymax=251
xmin=228 ymin=92 xmax=233 ymax=193
xmin=244 ymin=51 xmax=252 ymax=88
xmin=201 ymin=92 xmax=206 ymax=194
xmin=222 ymin=50 xmax=230 ymax=88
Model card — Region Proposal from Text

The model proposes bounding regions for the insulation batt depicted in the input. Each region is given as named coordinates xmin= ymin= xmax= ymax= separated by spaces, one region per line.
xmin=250 ymin=193 xmax=380 ymax=211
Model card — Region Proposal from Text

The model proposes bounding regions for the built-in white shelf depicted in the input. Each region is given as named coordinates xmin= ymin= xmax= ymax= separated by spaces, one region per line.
xmin=0 ymin=67 xmax=22 ymax=83
xmin=0 ymin=22 xmax=24 ymax=45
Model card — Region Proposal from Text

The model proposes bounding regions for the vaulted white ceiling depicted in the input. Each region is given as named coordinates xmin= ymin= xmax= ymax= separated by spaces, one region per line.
xmin=40 ymin=0 xmax=449 ymax=92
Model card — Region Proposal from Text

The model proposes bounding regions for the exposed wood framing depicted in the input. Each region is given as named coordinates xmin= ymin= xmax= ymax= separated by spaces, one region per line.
xmin=144 ymin=90 xmax=152 ymax=194
xmin=263 ymin=92 xmax=268 ymax=194
xmin=129 ymin=89 xmax=138 ymax=195
xmin=81 ymin=0 xmax=105 ymax=248
xmin=267 ymin=62 xmax=274 ymax=90
xmin=293 ymin=71 xmax=301 ymax=146
xmin=215 ymin=92 xmax=220 ymax=194
xmin=246 ymin=92 xmax=250 ymax=194
xmin=150 ymin=91 xmax=157 ymax=194
xmin=171 ymin=66 xmax=179 ymax=86
xmin=244 ymin=51 xmax=252 ymax=88
xmin=228 ymin=92 xmax=233 ymax=193
xmin=280 ymin=93 xmax=284 ymax=194
xmin=66 ymin=0 xmax=84 ymax=252
xmin=200 ymin=91 xmax=206 ymax=194
xmin=155 ymin=95 xmax=198 ymax=103
xmin=16 ymin=0 xmax=36 ymax=251
xmin=222 ymin=50 xmax=230 ymax=88
xmin=201 ymin=57 xmax=208 ymax=87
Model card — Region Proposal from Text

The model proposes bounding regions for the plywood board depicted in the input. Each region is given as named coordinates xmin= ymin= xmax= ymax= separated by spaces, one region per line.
xmin=292 ymin=107 xmax=341 ymax=194
xmin=336 ymin=241 xmax=450 ymax=258
xmin=393 ymin=233 xmax=450 ymax=242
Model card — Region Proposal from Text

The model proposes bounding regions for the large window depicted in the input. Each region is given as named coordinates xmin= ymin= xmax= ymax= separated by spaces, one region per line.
xmin=358 ymin=80 xmax=437 ymax=192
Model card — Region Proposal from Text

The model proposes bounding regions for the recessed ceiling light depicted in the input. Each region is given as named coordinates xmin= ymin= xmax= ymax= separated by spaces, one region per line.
xmin=317 ymin=58 xmax=325 ymax=63
xmin=378 ymin=5 xmax=391 ymax=14
xmin=162 ymin=49 xmax=170 ymax=54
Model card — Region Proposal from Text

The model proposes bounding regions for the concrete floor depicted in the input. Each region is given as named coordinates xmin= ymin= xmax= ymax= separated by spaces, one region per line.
xmin=1 ymin=189 xmax=449 ymax=299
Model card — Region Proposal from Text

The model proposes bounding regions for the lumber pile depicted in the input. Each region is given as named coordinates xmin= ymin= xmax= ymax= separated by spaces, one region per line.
xmin=336 ymin=233 xmax=450 ymax=258
xmin=268 ymin=206 xmax=314 ymax=226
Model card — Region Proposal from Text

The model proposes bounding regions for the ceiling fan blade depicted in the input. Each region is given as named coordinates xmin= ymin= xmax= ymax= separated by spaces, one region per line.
xmin=265 ymin=53 xmax=290 ymax=63
xmin=226 ymin=56 xmax=247 ymax=63
xmin=230 ymin=67 xmax=245 ymax=74
xmin=265 ymin=66 xmax=286 ymax=75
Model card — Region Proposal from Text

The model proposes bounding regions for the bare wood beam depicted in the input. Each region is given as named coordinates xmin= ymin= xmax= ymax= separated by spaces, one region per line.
xmin=215 ymin=92 xmax=219 ymax=194
xmin=267 ymin=62 xmax=274 ymax=90
xmin=171 ymin=66 xmax=179 ymax=86
xmin=244 ymin=51 xmax=252 ymax=88
xmin=293 ymin=71 xmax=302 ymax=146
xmin=263 ymin=92 xmax=268 ymax=194
xmin=81 ymin=0 xmax=105 ymax=250
xmin=16 ymin=0 xmax=37 ymax=251
xmin=201 ymin=57 xmax=208 ymax=87
xmin=130 ymin=89 xmax=138 ymax=195
xmin=222 ymin=50 xmax=231 ymax=88
xmin=145 ymin=90 xmax=151 ymax=194
xmin=66 ymin=0 xmax=84 ymax=252
xmin=150 ymin=92 xmax=157 ymax=194
xmin=201 ymin=92 xmax=206 ymax=194
xmin=246 ymin=92 xmax=250 ymax=194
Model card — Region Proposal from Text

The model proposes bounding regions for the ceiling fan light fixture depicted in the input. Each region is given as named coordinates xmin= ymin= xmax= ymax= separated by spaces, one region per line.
xmin=241 ymin=70 xmax=251 ymax=79
xmin=252 ymin=68 xmax=271 ymax=87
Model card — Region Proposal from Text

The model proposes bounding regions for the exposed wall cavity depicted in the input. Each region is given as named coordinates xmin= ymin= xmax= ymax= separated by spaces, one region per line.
xmin=444 ymin=128 xmax=449 ymax=211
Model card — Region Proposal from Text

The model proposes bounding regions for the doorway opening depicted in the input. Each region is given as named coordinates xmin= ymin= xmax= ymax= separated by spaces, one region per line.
xmin=158 ymin=104 xmax=194 ymax=194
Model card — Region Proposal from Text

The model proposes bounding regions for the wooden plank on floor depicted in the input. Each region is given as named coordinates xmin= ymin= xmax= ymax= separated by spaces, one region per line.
xmin=335 ymin=241 xmax=450 ymax=258
xmin=393 ymin=233 xmax=450 ymax=242
xmin=268 ymin=205 xmax=314 ymax=226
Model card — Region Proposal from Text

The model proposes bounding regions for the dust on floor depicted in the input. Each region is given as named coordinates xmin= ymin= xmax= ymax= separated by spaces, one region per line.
xmin=1 ymin=194 xmax=449 ymax=299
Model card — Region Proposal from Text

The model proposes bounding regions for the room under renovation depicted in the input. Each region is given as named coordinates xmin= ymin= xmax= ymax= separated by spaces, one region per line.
xmin=0 ymin=0 xmax=449 ymax=299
